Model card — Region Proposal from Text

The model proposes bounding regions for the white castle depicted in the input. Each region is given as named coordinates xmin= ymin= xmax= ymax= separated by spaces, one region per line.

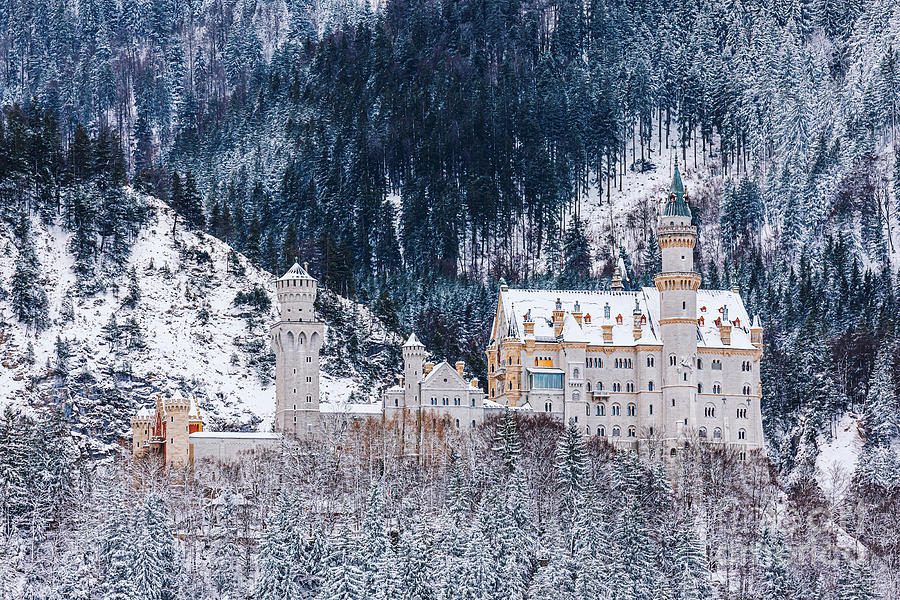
xmin=132 ymin=160 xmax=765 ymax=463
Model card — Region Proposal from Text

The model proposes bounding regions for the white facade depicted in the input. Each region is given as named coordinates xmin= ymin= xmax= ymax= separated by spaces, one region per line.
xmin=383 ymin=335 xmax=486 ymax=431
xmin=271 ymin=262 xmax=324 ymax=437
xmin=190 ymin=432 xmax=282 ymax=462
xmin=485 ymin=162 xmax=765 ymax=455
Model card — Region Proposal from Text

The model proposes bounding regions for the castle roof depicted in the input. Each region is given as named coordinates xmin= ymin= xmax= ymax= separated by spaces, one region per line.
xmin=279 ymin=261 xmax=315 ymax=281
xmin=403 ymin=332 xmax=424 ymax=348
xmin=663 ymin=155 xmax=692 ymax=218
xmin=495 ymin=287 xmax=755 ymax=350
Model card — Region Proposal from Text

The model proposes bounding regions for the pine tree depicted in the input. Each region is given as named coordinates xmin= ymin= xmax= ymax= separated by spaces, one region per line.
xmin=10 ymin=216 xmax=49 ymax=332
xmin=670 ymin=518 xmax=713 ymax=600
xmin=755 ymin=524 xmax=790 ymax=600
xmin=555 ymin=419 xmax=588 ymax=524
xmin=862 ymin=340 xmax=897 ymax=446
xmin=132 ymin=494 xmax=180 ymax=600
xmin=836 ymin=559 xmax=878 ymax=600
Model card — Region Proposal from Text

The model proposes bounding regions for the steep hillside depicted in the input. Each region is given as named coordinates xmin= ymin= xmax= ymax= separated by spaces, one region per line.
xmin=0 ymin=193 xmax=400 ymax=457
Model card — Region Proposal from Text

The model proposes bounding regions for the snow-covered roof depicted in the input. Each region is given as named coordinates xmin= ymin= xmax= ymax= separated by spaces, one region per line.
xmin=497 ymin=287 xmax=756 ymax=350
xmin=279 ymin=261 xmax=315 ymax=281
xmin=404 ymin=333 xmax=424 ymax=348
xmin=422 ymin=361 xmax=467 ymax=387
xmin=135 ymin=406 xmax=154 ymax=418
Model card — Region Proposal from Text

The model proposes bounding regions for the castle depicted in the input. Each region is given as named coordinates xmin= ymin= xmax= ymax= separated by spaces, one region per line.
xmin=131 ymin=159 xmax=765 ymax=463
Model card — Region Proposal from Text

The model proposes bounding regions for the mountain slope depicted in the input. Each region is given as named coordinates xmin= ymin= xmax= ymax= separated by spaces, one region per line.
xmin=0 ymin=192 xmax=400 ymax=456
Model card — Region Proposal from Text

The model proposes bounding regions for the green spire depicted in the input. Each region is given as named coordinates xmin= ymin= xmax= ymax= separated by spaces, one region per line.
xmin=663 ymin=152 xmax=691 ymax=217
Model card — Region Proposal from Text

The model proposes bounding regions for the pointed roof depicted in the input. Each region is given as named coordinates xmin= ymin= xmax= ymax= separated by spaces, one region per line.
xmin=751 ymin=314 xmax=762 ymax=329
xmin=663 ymin=154 xmax=692 ymax=218
xmin=404 ymin=332 xmax=424 ymax=348
xmin=279 ymin=260 xmax=315 ymax=281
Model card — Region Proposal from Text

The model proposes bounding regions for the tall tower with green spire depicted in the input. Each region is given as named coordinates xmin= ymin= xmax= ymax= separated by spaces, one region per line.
xmin=655 ymin=155 xmax=701 ymax=443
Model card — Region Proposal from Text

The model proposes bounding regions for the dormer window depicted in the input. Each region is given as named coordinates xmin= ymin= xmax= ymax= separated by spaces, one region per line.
xmin=616 ymin=314 xmax=623 ymax=325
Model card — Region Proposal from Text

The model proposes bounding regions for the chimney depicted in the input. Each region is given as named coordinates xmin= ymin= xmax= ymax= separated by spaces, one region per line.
xmin=632 ymin=298 xmax=642 ymax=341
xmin=456 ymin=361 xmax=465 ymax=377
xmin=424 ymin=362 xmax=434 ymax=376
xmin=602 ymin=323 xmax=613 ymax=343
xmin=471 ymin=378 xmax=479 ymax=388
xmin=612 ymin=267 xmax=624 ymax=291
xmin=523 ymin=310 xmax=535 ymax=337
xmin=572 ymin=300 xmax=583 ymax=325
xmin=553 ymin=298 xmax=565 ymax=337
xmin=399 ymin=375 xmax=405 ymax=387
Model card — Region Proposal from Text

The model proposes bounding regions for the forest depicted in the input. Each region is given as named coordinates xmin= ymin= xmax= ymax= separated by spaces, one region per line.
xmin=2 ymin=0 xmax=900 ymax=594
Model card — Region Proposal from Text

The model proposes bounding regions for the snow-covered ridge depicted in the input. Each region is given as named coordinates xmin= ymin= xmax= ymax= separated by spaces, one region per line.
xmin=0 ymin=191 xmax=399 ymax=456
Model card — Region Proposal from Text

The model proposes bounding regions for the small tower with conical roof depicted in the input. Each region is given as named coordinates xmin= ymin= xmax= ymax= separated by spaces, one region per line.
xmin=656 ymin=155 xmax=701 ymax=442
xmin=402 ymin=333 xmax=426 ymax=408
xmin=271 ymin=260 xmax=324 ymax=436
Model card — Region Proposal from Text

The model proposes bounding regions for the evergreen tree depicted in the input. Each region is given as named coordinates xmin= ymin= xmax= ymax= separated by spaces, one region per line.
xmin=10 ymin=216 xmax=49 ymax=332
xmin=862 ymin=339 xmax=897 ymax=446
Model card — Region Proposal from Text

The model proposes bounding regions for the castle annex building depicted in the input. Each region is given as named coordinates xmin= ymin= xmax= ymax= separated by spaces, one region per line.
xmin=486 ymin=159 xmax=765 ymax=454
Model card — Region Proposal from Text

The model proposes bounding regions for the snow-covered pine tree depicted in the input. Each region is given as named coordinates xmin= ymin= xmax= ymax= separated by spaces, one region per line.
xmin=862 ymin=339 xmax=897 ymax=447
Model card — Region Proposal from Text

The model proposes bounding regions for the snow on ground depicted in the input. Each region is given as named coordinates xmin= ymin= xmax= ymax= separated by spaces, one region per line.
xmin=816 ymin=413 xmax=863 ymax=494
xmin=0 ymin=191 xmax=393 ymax=452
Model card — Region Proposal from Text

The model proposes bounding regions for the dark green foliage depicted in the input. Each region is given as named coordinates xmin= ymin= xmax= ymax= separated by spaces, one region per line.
xmin=234 ymin=286 xmax=273 ymax=313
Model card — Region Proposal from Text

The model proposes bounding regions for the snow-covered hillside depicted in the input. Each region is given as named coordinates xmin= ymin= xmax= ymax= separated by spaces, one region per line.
xmin=0 ymin=193 xmax=400 ymax=456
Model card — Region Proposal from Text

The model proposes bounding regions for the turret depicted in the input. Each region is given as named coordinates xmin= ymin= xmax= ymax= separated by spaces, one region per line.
xmin=403 ymin=333 xmax=426 ymax=407
xmin=655 ymin=155 xmax=701 ymax=443
xmin=272 ymin=260 xmax=324 ymax=436
xmin=750 ymin=315 xmax=763 ymax=349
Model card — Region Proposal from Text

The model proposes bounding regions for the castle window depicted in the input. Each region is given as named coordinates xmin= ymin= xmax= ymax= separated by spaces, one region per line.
xmin=647 ymin=356 xmax=654 ymax=367
xmin=648 ymin=381 xmax=654 ymax=391
xmin=649 ymin=426 xmax=654 ymax=435
xmin=712 ymin=383 xmax=722 ymax=394
xmin=626 ymin=382 xmax=634 ymax=393
xmin=599 ymin=427 xmax=605 ymax=437
xmin=628 ymin=426 xmax=636 ymax=438
xmin=587 ymin=381 xmax=592 ymax=392
xmin=293 ymin=368 xmax=296 ymax=374
xmin=455 ymin=419 xmax=460 ymax=429
xmin=613 ymin=382 xmax=621 ymax=392
xmin=471 ymin=398 xmax=475 ymax=407
xmin=739 ymin=451 xmax=747 ymax=461
xmin=573 ymin=368 xmax=580 ymax=379
xmin=616 ymin=314 xmax=623 ymax=325
xmin=738 ymin=429 xmax=746 ymax=440
xmin=293 ymin=388 xmax=296 ymax=394
xmin=672 ymin=398 xmax=676 ymax=407
xmin=597 ymin=382 xmax=603 ymax=391
xmin=697 ymin=359 xmax=702 ymax=369
xmin=454 ymin=397 xmax=461 ymax=406
xmin=472 ymin=420 xmax=476 ymax=428
xmin=596 ymin=405 xmax=602 ymax=416
xmin=306 ymin=357 xmax=311 ymax=363
xmin=307 ymin=376 xmax=312 ymax=383
xmin=431 ymin=397 xmax=437 ymax=405
xmin=704 ymin=405 xmax=715 ymax=418
xmin=545 ymin=402 xmax=552 ymax=413
xmin=699 ymin=427 xmax=707 ymax=438
xmin=395 ymin=399 xmax=399 ymax=407
xmin=649 ymin=404 xmax=653 ymax=415
xmin=743 ymin=384 xmax=751 ymax=395
xmin=669 ymin=355 xmax=677 ymax=366
xmin=586 ymin=425 xmax=590 ymax=435
xmin=737 ymin=407 xmax=747 ymax=419
xmin=670 ymin=448 xmax=677 ymax=456
xmin=612 ymin=426 xmax=621 ymax=437
xmin=683 ymin=373 xmax=687 ymax=382
xmin=713 ymin=428 xmax=722 ymax=439
xmin=712 ymin=360 xmax=722 ymax=370
xmin=627 ymin=403 xmax=636 ymax=416
xmin=612 ymin=403 xmax=621 ymax=416
xmin=586 ymin=404 xmax=590 ymax=416
xmin=442 ymin=397 xmax=448 ymax=406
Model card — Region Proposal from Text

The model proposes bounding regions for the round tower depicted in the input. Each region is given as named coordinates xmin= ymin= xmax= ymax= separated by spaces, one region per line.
xmin=655 ymin=155 xmax=701 ymax=445
xmin=402 ymin=333 xmax=426 ymax=407
xmin=271 ymin=261 xmax=324 ymax=436
xmin=163 ymin=392 xmax=192 ymax=467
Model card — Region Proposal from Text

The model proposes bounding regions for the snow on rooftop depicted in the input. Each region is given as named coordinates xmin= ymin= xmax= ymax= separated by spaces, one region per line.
xmin=319 ymin=401 xmax=383 ymax=415
xmin=189 ymin=431 xmax=282 ymax=439
xmin=498 ymin=286 xmax=756 ymax=350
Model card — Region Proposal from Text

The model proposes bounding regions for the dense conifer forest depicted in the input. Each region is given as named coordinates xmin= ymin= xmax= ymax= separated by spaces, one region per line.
xmin=2 ymin=0 xmax=900 ymax=595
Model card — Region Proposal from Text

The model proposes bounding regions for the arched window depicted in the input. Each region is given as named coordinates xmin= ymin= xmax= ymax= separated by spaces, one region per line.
xmin=628 ymin=426 xmax=636 ymax=438
xmin=704 ymin=405 xmax=715 ymax=418
xmin=697 ymin=383 xmax=703 ymax=393
xmin=671 ymin=398 xmax=676 ymax=407
xmin=648 ymin=381 xmax=654 ymax=391
xmin=697 ymin=358 xmax=703 ymax=369
xmin=670 ymin=447 xmax=677 ymax=456
xmin=670 ymin=354 xmax=677 ymax=366
xmin=612 ymin=403 xmax=621 ymax=416
xmin=572 ymin=390 xmax=581 ymax=403
xmin=545 ymin=402 xmax=552 ymax=413
xmin=713 ymin=428 xmax=722 ymax=439
xmin=573 ymin=368 xmax=580 ymax=379
xmin=455 ymin=419 xmax=460 ymax=429
xmin=738 ymin=429 xmax=746 ymax=440
xmin=597 ymin=382 xmax=603 ymax=391
xmin=586 ymin=425 xmax=590 ymax=435
xmin=712 ymin=383 xmax=722 ymax=394
xmin=613 ymin=382 xmax=621 ymax=392
xmin=627 ymin=403 xmax=636 ymax=417
xmin=699 ymin=427 xmax=707 ymax=438
xmin=586 ymin=381 xmax=592 ymax=392
xmin=626 ymin=382 xmax=635 ymax=393
xmin=647 ymin=356 xmax=655 ymax=367
xmin=599 ymin=404 xmax=605 ymax=416
xmin=598 ymin=427 xmax=605 ymax=437
xmin=743 ymin=384 xmax=751 ymax=395
xmin=612 ymin=426 xmax=621 ymax=437
xmin=737 ymin=407 xmax=747 ymax=419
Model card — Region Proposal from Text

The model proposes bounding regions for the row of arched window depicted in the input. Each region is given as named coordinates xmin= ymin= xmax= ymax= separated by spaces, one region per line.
xmin=614 ymin=358 xmax=633 ymax=368
xmin=589 ymin=425 xmax=637 ymax=438
xmin=586 ymin=380 xmax=650 ymax=392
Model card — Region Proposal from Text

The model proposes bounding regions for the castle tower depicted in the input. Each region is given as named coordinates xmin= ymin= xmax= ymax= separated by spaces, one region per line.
xmin=271 ymin=261 xmax=324 ymax=436
xmin=655 ymin=156 xmax=701 ymax=442
xmin=403 ymin=333 xmax=426 ymax=408
xmin=163 ymin=393 xmax=192 ymax=467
